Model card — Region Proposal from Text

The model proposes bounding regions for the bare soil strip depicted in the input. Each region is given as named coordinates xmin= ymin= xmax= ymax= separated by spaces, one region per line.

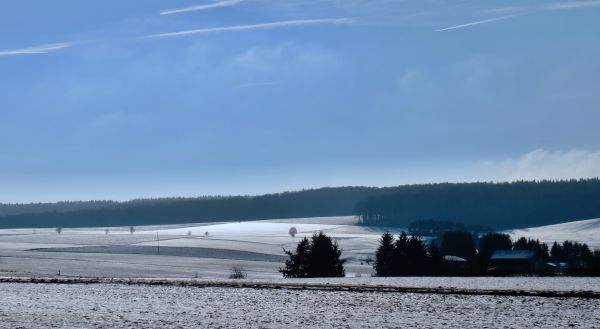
xmin=1 ymin=276 xmax=598 ymax=299
xmin=32 ymin=245 xmax=286 ymax=262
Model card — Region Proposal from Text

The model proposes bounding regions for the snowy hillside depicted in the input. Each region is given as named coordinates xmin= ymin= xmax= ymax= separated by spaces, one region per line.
xmin=507 ymin=218 xmax=600 ymax=249
xmin=0 ymin=216 xmax=390 ymax=279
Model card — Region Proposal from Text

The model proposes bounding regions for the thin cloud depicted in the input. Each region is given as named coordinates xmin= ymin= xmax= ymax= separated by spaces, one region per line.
xmin=160 ymin=0 xmax=245 ymax=15
xmin=546 ymin=0 xmax=600 ymax=10
xmin=435 ymin=14 xmax=521 ymax=32
xmin=0 ymin=42 xmax=74 ymax=57
xmin=478 ymin=149 xmax=600 ymax=181
xmin=145 ymin=18 xmax=354 ymax=38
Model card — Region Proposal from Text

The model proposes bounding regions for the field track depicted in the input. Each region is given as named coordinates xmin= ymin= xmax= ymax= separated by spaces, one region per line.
xmin=1 ymin=276 xmax=598 ymax=299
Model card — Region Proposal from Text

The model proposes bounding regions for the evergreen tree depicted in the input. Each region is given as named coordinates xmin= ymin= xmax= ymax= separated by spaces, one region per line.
xmin=441 ymin=231 xmax=476 ymax=261
xmin=404 ymin=235 xmax=429 ymax=275
xmin=550 ymin=241 xmax=563 ymax=261
xmin=427 ymin=239 xmax=444 ymax=275
xmin=513 ymin=237 xmax=549 ymax=261
xmin=374 ymin=232 xmax=396 ymax=276
xmin=478 ymin=232 xmax=513 ymax=264
xmin=393 ymin=232 xmax=410 ymax=275
xmin=305 ymin=232 xmax=346 ymax=277
xmin=280 ymin=232 xmax=345 ymax=278
xmin=280 ymin=238 xmax=310 ymax=278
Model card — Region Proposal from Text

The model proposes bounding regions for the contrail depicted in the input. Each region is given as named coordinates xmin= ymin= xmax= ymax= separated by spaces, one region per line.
xmin=146 ymin=18 xmax=355 ymax=38
xmin=435 ymin=14 xmax=521 ymax=32
xmin=160 ymin=0 xmax=245 ymax=15
xmin=0 ymin=42 xmax=74 ymax=57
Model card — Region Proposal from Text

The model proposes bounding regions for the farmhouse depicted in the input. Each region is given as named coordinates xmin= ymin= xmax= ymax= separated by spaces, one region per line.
xmin=488 ymin=250 xmax=539 ymax=275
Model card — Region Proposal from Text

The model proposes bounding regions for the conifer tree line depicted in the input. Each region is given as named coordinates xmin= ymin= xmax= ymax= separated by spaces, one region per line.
xmin=2 ymin=179 xmax=599 ymax=229
xmin=279 ymin=230 xmax=599 ymax=278
xmin=0 ymin=187 xmax=376 ymax=229
xmin=373 ymin=231 xmax=600 ymax=276
xmin=354 ymin=178 xmax=600 ymax=229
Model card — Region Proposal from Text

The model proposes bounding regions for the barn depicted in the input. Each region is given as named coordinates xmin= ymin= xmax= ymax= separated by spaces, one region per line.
xmin=488 ymin=250 xmax=539 ymax=275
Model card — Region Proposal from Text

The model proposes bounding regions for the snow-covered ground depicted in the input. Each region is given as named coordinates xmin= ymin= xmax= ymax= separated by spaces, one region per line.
xmin=2 ymin=216 xmax=599 ymax=328
xmin=1 ymin=216 xmax=599 ymax=280
xmin=1 ymin=282 xmax=598 ymax=328
xmin=0 ymin=216 xmax=387 ymax=279
xmin=506 ymin=218 xmax=600 ymax=249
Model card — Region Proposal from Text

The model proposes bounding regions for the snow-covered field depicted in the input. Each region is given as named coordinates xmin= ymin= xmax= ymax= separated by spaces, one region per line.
xmin=507 ymin=218 xmax=600 ymax=249
xmin=1 ymin=215 xmax=600 ymax=280
xmin=0 ymin=216 xmax=385 ymax=279
xmin=1 ymin=282 xmax=598 ymax=328
xmin=2 ymin=216 xmax=600 ymax=328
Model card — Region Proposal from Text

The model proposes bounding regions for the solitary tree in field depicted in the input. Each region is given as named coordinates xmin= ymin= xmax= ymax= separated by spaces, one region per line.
xmin=56 ymin=227 xmax=62 ymax=235
xmin=129 ymin=226 xmax=135 ymax=235
xmin=105 ymin=228 xmax=110 ymax=235
xmin=289 ymin=227 xmax=298 ymax=237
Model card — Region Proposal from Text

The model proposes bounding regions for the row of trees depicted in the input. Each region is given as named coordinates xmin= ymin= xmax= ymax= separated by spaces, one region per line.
xmin=0 ymin=187 xmax=377 ymax=229
xmin=280 ymin=231 xmax=600 ymax=278
xmin=374 ymin=231 xmax=600 ymax=276
xmin=408 ymin=219 xmax=491 ymax=237
xmin=354 ymin=179 xmax=600 ymax=229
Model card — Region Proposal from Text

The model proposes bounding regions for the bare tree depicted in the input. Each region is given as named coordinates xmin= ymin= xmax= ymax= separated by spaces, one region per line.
xmin=105 ymin=228 xmax=110 ymax=235
xmin=187 ymin=231 xmax=192 ymax=237
xmin=289 ymin=227 xmax=298 ymax=237
xmin=204 ymin=231 xmax=209 ymax=237
xmin=56 ymin=227 xmax=62 ymax=235
xmin=129 ymin=226 xmax=135 ymax=235
xmin=228 ymin=265 xmax=247 ymax=279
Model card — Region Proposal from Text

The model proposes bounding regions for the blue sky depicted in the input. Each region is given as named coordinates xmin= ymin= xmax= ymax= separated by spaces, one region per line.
xmin=1 ymin=0 xmax=600 ymax=202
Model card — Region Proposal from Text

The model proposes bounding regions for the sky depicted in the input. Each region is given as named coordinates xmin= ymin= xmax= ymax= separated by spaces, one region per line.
xmin=1 ymin=0 xmax=600 ymax=202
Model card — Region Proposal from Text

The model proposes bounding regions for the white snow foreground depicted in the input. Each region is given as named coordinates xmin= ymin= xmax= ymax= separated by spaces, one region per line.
xmin=0 ymin=280 xmax=598 ymax=329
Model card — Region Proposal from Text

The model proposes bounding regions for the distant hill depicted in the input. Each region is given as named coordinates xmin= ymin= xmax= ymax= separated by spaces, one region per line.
xmin=354 ymin=179 xmax=600 ymax=229
xmin=1 ymin=179 xmax=599 ymax=229
xmin=0 ymin=187 xmax=381 ymax=229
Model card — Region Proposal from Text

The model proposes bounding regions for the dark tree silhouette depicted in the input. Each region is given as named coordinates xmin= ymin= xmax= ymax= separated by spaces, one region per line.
xmin=441 ymin=231 xmax=476 ymax=261
xmin=3 ymin=179 xmax=600 ymax=230
xmin=280 ymin=238 xmax=310 ymax=278
xmin=513 ymin=237 xmax=549 ymax=261
xmin=0 ymin=187 xmax=378 ymax=229
xmin=409 ymin=219 xmax=491 ymax=237
xmin=280 ymin=233 xmax=345 ymax=278
xmin=354 ymin=179 xmax=600 ymax=229
xmin=427 ymin=240 xmax=444 ymax=274
xmin=374 ymin=232 xmax=430 ymax=276
xmin=550 ymin=240 xmax=595 ymax=274
xmin=371 ymin=232 xmax=600 ymax=277
xmin=404 ymin=235 xmax=429 ymax=275
xmin=305 ymin=232 xmax=346 ymax=278
xmin=478 ymin=232 xmax=513 ymax=264
xmin=374 ymin=232 xmax=395 ymax=276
